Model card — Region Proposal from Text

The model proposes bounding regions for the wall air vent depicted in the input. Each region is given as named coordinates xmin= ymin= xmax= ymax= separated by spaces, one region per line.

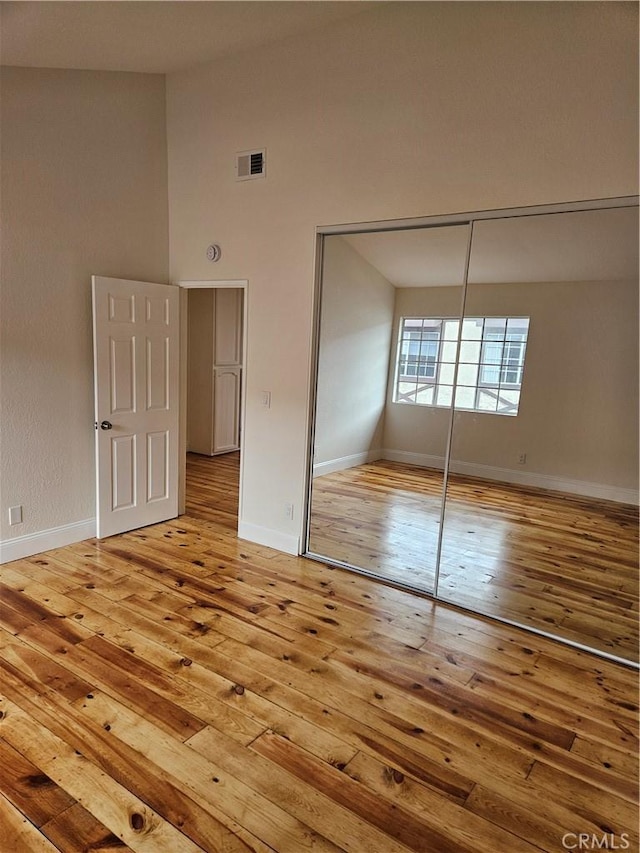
xmin=236 ymin=148 xmax=266 ymax=181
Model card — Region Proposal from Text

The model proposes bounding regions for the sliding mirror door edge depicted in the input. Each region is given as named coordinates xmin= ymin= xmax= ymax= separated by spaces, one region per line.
xmin=302 ymin=231 xmax=326 ymax=555
xmin=432 ymin=220 xmax=474 ymax=598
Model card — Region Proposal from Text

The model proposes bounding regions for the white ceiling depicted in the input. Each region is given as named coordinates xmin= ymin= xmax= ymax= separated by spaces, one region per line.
xmin=345 ymin=226 xmax=470 ymax=288
xmin=0 ymin=1 xmax=378 ymax=74
xmin=343 ymin=206 xmax=639 ymax=287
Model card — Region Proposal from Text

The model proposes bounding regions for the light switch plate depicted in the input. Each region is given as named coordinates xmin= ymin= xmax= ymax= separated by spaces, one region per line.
xmin=9 ymin=505 xmax=22 ymax=525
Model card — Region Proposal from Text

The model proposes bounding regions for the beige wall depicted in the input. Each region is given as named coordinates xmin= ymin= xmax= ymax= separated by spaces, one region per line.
xmin=385 ymin=280 xmax=639 ymax=494
xmin=0 ymin=67 xmax=169 ymax=541
xmin=166 ymin=2 xmax=638 ymax=548
xmin=314 ymin=237 xmax=395 ymax=469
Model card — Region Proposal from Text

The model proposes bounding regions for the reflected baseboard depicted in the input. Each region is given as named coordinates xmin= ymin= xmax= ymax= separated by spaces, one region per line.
xmin=313 ymin=449 xmax=384 ymax=477
xmin=382 ymin=449 xmax=638 ymax=505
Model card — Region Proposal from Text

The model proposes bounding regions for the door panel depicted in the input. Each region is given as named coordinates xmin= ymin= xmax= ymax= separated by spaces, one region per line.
xmin=214 ymin=288 xmax=243 ymax=365
xmin=111 ymin=434 xmax=136 ymax=511
xmin=93 ymin=276 xmax=179 ymax=538
xmin=146 ymin=336 xmax=169 ymax=411
xmin=213 ymin=367 xmax=241 ymax=454
xmin=147 ymin=431 xmax=169 ymax=502
xmin=110 ymin=337 xmax=136 ymax=413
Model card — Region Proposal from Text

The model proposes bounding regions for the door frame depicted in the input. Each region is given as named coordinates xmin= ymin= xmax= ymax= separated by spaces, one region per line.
xmin=178 ymin=280 xmax=248 ymax=527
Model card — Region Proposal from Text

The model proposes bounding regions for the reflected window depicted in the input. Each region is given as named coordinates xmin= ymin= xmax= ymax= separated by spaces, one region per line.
xmin=394 ymin=316 xmax=530 ymax=415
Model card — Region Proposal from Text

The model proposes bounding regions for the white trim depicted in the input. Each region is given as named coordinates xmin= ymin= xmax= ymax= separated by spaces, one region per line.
xmin=382 ymin=449 xmax=638 ymax=505
xmin=313 ymin=449 xmax=383 ymax=477
xmin=317 ymin=195 xmax=639 ymax=235
xmin=0 ymin=518 xmax=96 ymax=564
xmin=178 ymin=279 xmax=248 ymax=289
xmin=238 ymin=521 xmax=299 ymax=555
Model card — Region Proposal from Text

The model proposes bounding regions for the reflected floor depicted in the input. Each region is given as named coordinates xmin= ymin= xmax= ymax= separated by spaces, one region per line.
xmin=308 ymin=460 xmax=639 ymax=662
xmin=308 ymin=461 xmax=444 ymax=591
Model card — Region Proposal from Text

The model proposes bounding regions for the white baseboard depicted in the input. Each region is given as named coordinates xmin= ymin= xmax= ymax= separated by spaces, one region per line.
xmin=0 ymin=516 xmax=300 ymax=565
xmin=238 ymin=521 xmax=300 ymax=555
xmin=313 ymin=449 xmax=384 ymax=477
xmin=450 ymin=460 xmax=638 ymax=505
xmin=0 ymin=518 xmax=97 ymax=564
xmin=382 ymin=449 xmax=638 ymax=505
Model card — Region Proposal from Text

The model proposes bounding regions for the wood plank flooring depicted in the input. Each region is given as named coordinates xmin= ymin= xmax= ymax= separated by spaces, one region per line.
xmin=0 ymin=451 xmax=638 ymax=852
xmin=308 ymin=460 xmax=639 ymax=662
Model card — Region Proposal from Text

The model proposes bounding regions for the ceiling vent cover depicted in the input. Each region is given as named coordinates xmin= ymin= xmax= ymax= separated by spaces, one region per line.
xmin=236 ymin=149 xmax=266 ymax=181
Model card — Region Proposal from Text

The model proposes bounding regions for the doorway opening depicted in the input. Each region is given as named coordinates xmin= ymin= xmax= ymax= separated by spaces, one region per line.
xmin=179 ymin=280 xmax=248 ymax=533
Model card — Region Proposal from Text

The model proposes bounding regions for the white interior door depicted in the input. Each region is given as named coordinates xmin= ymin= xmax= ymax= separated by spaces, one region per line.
xmin=92 ymin=276 xmax=180 ymax=538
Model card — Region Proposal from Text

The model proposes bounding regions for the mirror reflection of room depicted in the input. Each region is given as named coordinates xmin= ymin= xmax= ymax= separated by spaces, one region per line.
xmin=308 ymin=224 xmax=469 ymax=591
xmin=307 ymin=202 xmax=639 ymax=665
xmin=439 ymin=206 xmax=639 ymax=662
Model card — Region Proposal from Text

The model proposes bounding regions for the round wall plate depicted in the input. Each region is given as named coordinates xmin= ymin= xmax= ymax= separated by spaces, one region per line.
xmin=206 ymin=243 xmax=221 ymax=262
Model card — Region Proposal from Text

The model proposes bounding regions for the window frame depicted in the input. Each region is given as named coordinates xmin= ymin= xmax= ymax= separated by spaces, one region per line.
xmin=393 ymin=314 xmax=530 ymax=416
xmin=396 ymin=318 xmax=443 ymax=389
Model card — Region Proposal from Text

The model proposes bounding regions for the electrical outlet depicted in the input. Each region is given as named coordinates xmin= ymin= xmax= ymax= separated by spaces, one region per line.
xmin=284 ymin=502 xmax=294 ymax=520
xmin=518 ymin=453 xmax=527 ymax=465
xmin=260 ymin=391 xmax=271 ymax=408
xmin=9 ymin=505 xmax=23 ymax=525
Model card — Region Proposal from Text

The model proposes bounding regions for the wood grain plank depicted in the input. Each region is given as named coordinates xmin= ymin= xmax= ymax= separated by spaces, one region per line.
xmin=41 ymin=802 xmax=136 ymax=852
xmin=212 ymin=636 xmax=535 ymax=786
xmin=189 ymin=725 xmax=416 ymax=853
xmin=0 ymin=698 xmax=206 ymax=853
xmin=0 ymin=794 xmax=62 ymax=853
xmin=0 ymin=669 xmax=267 ymax=853
xmin=0 ymin=739 xmax=76 ymax=828
xmin=342 ymin=750 xmax=542 ymax=853
xmin=251 ymin=730 xmax=471 ymax=853
xmin=73 ymin=690 xmax=346 ymax=853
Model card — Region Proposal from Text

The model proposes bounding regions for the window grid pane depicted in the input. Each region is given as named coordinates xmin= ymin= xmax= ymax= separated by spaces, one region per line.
xmin=394 ymin=315 xmax=529 ymax=415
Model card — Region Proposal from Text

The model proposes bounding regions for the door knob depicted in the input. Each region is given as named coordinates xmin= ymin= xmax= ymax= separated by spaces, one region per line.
xmin=100 ymin=420 xmax=113 ymax=430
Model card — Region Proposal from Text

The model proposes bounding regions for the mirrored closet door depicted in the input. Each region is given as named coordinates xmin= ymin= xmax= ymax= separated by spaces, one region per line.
xmin=439 ymin=205 xmax=639 ymax=662
xmin=307 ymin=224 xmax=469 ymax=593
xmin=305 ymin=198 xmax=639 ymax=665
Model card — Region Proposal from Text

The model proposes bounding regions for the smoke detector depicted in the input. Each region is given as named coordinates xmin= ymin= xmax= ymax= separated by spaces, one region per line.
xmin=236 ymin=148 xmax=266 ymax=181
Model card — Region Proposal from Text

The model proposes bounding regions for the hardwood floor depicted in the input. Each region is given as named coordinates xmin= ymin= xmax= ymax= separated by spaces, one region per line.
xmin=0 ymin=452 xmax=638 ymax=852
xmin=308 ymin=460 xmax=639 ymax=663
